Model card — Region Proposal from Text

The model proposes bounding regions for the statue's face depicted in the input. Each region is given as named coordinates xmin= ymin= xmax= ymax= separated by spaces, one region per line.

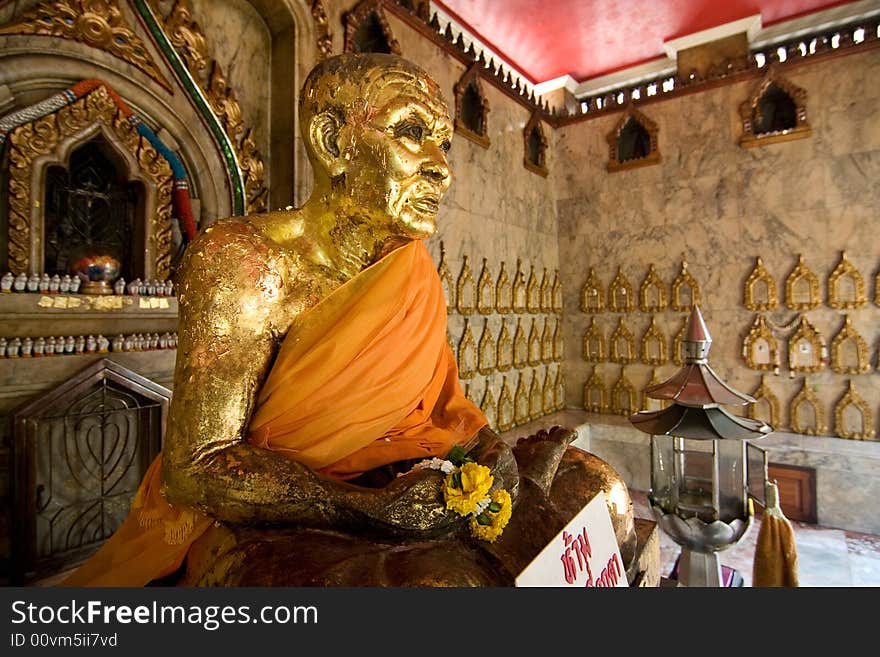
xmin=341 ymin=76 xmax=453 ymax=240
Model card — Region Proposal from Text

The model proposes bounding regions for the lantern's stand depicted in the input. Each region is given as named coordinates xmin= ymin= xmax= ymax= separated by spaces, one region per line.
xmin=629 ymin=305 xmax=772 ymax=587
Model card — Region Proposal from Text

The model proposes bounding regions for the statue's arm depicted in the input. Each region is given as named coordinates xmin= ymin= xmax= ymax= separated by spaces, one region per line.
xmin=160 ymin=227 xmax=462 ymax=534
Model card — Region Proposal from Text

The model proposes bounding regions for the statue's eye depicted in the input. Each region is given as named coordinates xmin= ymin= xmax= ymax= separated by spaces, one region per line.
xmin=440 ymin=139 xmax=451 ymax=153
xmin=403 ymin=124 xmax=424 ymax=142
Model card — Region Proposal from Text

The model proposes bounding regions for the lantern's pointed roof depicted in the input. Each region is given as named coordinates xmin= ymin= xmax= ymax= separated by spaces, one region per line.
xmin=686 ymin=304 xmax=711 ymax=344
xmin=644 ymin=362 xmax=755 ymax=407
xmin=629 ymin=405 xmax=771 ymax=441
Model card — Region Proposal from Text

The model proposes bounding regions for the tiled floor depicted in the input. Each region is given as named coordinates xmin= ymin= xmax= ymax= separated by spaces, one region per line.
xmin=631 ymin=490 xmax=880 ymax=587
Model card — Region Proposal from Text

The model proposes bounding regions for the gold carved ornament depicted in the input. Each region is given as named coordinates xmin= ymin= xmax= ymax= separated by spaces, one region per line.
xmin=552 ymin=318 xmax=564 ymax=362
xmin=528 ymin=368 xmax=543 ymax=421
xmin=785 ymin=254 xmax=821 ymax=310
xmin=496 ymin=376 xmax=514 ymax=432
xmin=739 ymin=69 xmax=811 ymax=148
xmin=527 ymin=318 xmax=542 ymax=367
xmin=582 ymin=317 xmax=605 ymax=363
xmin=343 ymin=0 xmax=402 ymax=55
xmin=610 ymin=366 xmax=637 ymax=417
xmin=642 ymin=369 xmax=667 ymax=411
xmin=476 ymin=258 xmax=494 ymax=314
xmin=672 ymin=316 xmax=688 ymax=366
xmin=827 ymin=251 xmax=867 ymax=310
xmin=437 ymin=242 xmax=455 ymax=314
xmin=608 ymin=267 xmax=634 ymax=313
xmin=495 ymin=261 xmax=511 ymax=314
xmin=552 ymin=270 xmax=563 ymax=314
xmin=542 ymin=368 xmax=555 ymax=415
xmin=526 ymin=264 xmax=540 ymax=314
xmin=512 ymin=259 xmax=527 ymax=313
xmin=609 ymin=317 xmax=636 ymax=364
xmin=310 ymin=0 xmax=333 ymax=60
xmin=453 ymin=64 xmax=490 ymax=148
xmin=834 ymin=380 xmax=875 ymax=440
xmin=477 ymin=319 xmax=496 ymax=375
xmin=6 ymin=87 xmax=173 ymax=277
xmin=457 ymin=318 xmax=477 ymax=379
xmin=830 ymin=314 xmax=870 ymax=374
xmin=0 ymin=0 xmax=172 ymax=91
xmin=581 ymin=267 xmax=604 ymax=313
xmin=553 ymin=366 xmax=565 ymax=411
xmin=540 ymin=318 xmax=554 ymax=364
xmin=514 ymin=372 xmax=530 ymax=426
xmin=160 ymin=0 xmax=267 ymax=213
xmin=639 ymin=264 xmax=667 ymax=312
xmin=789 ymin=377 xmax=827 ymax=436
xmin=513 ymin=318 xmax=528 ymax=369
xmin=480 ymin=383 xmax=497 ymax=432
xmin=788 ymin=315 xmax=826 ymax=374
xmin=583 ymin=366 xmax=607 ymax=414
xmin=746 ymin=374 xmax=782 ymax=428
xmin=495 ymin=318 xmax=513 ymax=372
xmin=640 ymin=315 xmax=668 ymax=366
xmin=539 ymin=268 xmax=552 ymax=313
xmin=742 ymin=314 xmax=780 ymax=372
xmin=670 ymin=260 xmax=700 ymax=312
xmin=606 ymin=106 xmax=661 ymax=173
xmin=744 ymin=256 xmax=778 ymax=311
xmin=456 ymin=255 xmax=476 ymax=314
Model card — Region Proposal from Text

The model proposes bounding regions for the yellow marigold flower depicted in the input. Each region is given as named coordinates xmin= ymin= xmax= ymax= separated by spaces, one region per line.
xmin=444 ymin=462 xmax=493 ymax=517
xmin=469 ymin=489 xmax=512 ymax=543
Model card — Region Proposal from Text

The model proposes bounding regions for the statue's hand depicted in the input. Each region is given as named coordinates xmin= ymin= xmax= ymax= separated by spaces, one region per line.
xmin=468 ymin=426 xmax=520 ymax=502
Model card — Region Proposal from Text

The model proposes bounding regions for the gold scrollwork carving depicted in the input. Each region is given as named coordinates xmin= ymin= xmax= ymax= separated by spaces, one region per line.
xmin=310 ymin=0 xmax=333 ymax=60
xmin=437 ymin=241 xmax=454 ymax=314
xmin=539 ymin=268 xmax=552 ymax=313
xmin=788 ymin=315 xmax=825 ymax=373
xmin=785 ymin=254 xmax=821 ymax=310
xmin=527 ymin=318 xmax=542 ymax=367
xmin=739 ymin=68 xmax=811 ymax=148
xmin=529 ymin=368 xmax=544 ymax=421
xmin=552 ymin=269 xmax=563 ymax=314
xmin=640 ymin=315 xmax=668 ymax=366
xmin=514 ymin=372 xmax=530 ymax=426
xmin=744 ymin=256 xmax=778 ymax=311
xmin=582 ymin=317 xmax=605 ymax=362
xmin=513 ymin=318 xmax=528 ymax=369
xmin=526 ymin=264 xmax=541 ymax=314
xmin=552 ymin=318 xmax=564 ymax=362
xmin=477 ymin=319 xmax=496 ymax=375
xmin=672 ymin=316 xmax=688 ymax=366
xmin=496 ymin=376 xmax=514 ymax=432
xmin=457 ymin=318 xmax=477 ymax=380
xmin=553 ymin=366 xmax=565 ymax=411
xmin=540 ymin=318 xmax=554 ymax=364
xmin=830 ymin=314 xmax=870 ymax=374
xmin=610 ymin=367 xmax=637 ymax=417
xmin=512 ymin=258 xmax=527 ymax=313
xmin=583 ymin=366 xmax=607 ymax=413
xmin=608 ymin=267 xmax=634 ymax=313
xmin=343 ymin=0 xmax=401 ymax=55
xmin=670 ymin=260 xmax=700 ymax=312
xmin=456 ymin=255 xmax=476 ymax=315
xmin=581 ymin=267 xmax=604 ymax=313
xmin=834 ymin=380 xmax=875 ymax=440
xmin=828 ymin=251 xmax=867 ymax=310
xmin=746 ymin=374 xmax=781 ymax=428
xmin=496 ymin=318 xmax=513 ymax=372
xmin=480 ymin=383 xmax=497 ymax=431
xmin=0 ymin=0 xmax=173 ymax=90
xmin=790 ymin=377 xmax=826 ymax=436
xmin=476 ymin=258 xmax=494 ymax=314
xmin=639 ymin=264 xmax=667 ymax=312
xmin=742 ymin=314 xmax=780 ymax=372
xmin=495 ymin=261 xmax=511 ymax=314
xmin=6 ymin=87 xmax=173 ymax=277
xmin=609 ymin=317 xmax=636 ymax=364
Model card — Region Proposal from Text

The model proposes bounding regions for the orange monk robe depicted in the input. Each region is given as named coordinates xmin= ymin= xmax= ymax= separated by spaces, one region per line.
xmin=63 ymin=240 xmax=486 ymax=586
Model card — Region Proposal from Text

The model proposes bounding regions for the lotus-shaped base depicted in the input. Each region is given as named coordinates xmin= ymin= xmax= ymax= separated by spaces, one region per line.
xmin=649 ymin=497 xmax=752 ymax=554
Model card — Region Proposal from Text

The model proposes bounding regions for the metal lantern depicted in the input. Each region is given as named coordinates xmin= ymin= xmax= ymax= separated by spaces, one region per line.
xmin=630 ymin=305 xmax=771 ymax=586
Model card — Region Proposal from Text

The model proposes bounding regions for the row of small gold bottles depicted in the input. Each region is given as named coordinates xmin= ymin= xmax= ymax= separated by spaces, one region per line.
xmin=464 ymin=364 xmax=565 ymax=433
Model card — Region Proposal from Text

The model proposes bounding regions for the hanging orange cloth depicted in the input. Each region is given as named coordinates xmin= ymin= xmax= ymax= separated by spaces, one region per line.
xmin=63 ymin=240 xmax=486 ymax=586
xmin=752 ymin=481 xmax=800 ymax=587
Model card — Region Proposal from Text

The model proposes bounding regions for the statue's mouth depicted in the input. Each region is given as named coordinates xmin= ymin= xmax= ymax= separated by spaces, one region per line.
xmin=410 ymin=195 xmax=440 ymax=214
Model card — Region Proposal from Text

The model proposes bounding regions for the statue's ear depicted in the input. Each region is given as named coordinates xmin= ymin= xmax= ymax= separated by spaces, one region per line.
xmin=308 ymin=109 xmax=346 ymax=178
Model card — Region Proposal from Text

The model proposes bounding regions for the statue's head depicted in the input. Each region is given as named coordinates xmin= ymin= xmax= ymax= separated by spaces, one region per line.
xmin=300 ymin=53 xmax=452 ymax=240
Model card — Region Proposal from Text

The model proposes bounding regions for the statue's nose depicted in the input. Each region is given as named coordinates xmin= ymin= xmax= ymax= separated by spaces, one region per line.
xmin=421 ymin=152 xmax=450 ymax=186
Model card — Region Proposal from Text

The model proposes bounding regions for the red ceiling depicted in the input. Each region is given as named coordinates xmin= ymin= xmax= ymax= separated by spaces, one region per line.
xmin=434 ymin=0 xmax=861 ymax=83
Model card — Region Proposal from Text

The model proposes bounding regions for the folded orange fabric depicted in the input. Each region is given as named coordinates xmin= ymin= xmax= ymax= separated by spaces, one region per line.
xmin=63 ymin=239 xmax=486 ymax=586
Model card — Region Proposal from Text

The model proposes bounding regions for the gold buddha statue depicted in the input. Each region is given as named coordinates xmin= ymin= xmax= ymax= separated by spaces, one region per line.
xmin=65 ymin=53 xmax=636 ymax=587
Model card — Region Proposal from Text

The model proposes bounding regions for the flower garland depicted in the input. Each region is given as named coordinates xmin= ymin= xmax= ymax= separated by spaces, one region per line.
xmin=410 ymin=446 xmax=512 ymax=543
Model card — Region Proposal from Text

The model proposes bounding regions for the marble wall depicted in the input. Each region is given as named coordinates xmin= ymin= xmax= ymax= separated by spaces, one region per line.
xmin=555 ymin=49 xmax=880 ymax=445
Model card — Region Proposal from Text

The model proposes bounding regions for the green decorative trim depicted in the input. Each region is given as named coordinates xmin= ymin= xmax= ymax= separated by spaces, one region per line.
xmin=132 ymin=0 xmax=245 ymax=216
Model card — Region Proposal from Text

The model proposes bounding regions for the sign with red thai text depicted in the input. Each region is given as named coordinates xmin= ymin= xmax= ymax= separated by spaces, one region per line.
xmin=515 ymin=492 xmax=627 ymax=587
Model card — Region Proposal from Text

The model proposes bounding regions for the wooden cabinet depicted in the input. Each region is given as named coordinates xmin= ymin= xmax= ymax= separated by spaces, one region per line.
xmin=767 ymin=463 xmax=817 ymax=524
